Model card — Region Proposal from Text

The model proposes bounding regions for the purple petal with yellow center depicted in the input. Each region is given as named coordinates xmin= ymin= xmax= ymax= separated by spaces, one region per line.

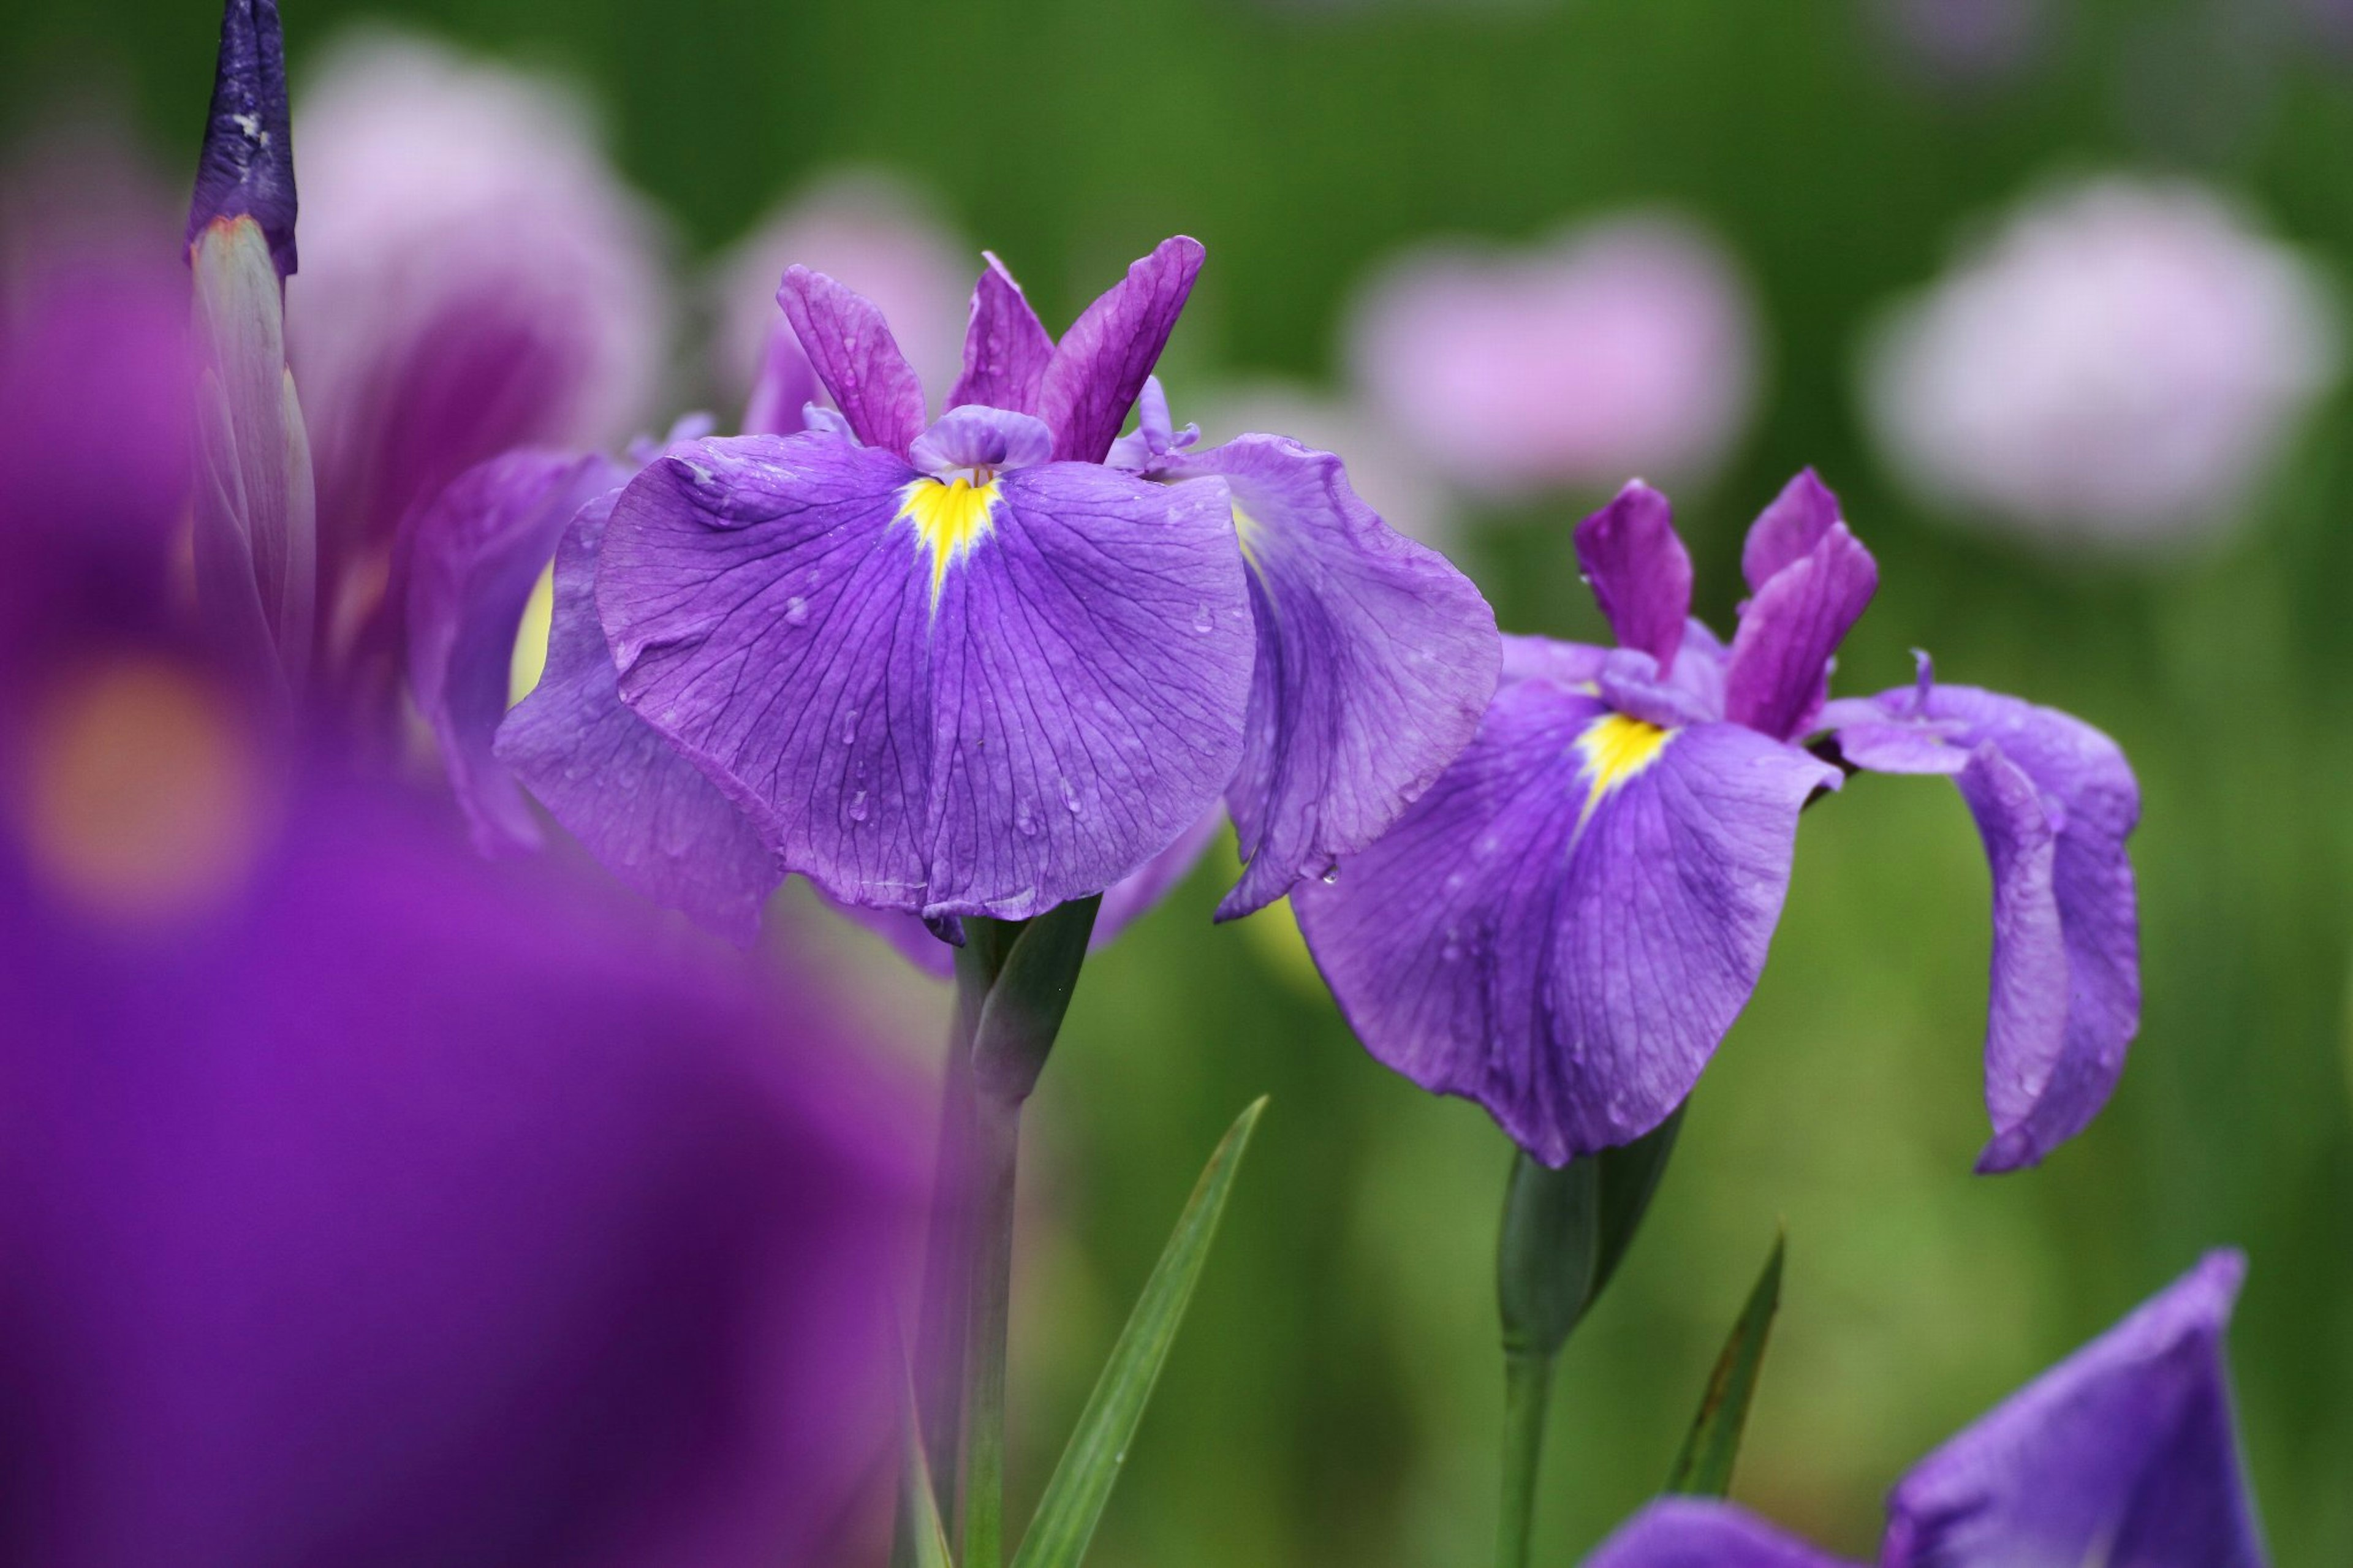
xmin=1038 ymin=237 xmax=1205 ymax=464
xmin=1721 ymin=513 xmax=1876 ymax=742
xmin=1161 ymin=434 xmax=1498 ymax=919
xmin=1584 ymin=1499 xmax=1856 ymax=1568
xmin=1884 ymin=1251 xmax=2264 ymax=1566
xmin=1824 ymin=675 xmax=2139 ymax=1172
xmin=1574 ymin=481 xmax=1692 ymax=672
xmin=947 ymin=252 xmax=1054 ymax=414
xmin=494 ymin=489 xmax=782 ymax=944
xmin=596 ymin=429 xmax=1252 ymax=921
xmin=1294 ymin=663 xmax=1837 ymax=1164
xmin=776 ymin=266 xmax=928 ymax=457
xmin=407 ymin=447 xmax=625 ymax=858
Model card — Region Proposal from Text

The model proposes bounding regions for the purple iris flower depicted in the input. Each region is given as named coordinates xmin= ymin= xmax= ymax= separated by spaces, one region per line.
xmin=1294 ymin=472 xmax=2139 ymax=1170
xmin=0 ymin=248 xmax=920 ymax=1568
xmin=504 ymin=240 xmax=1498 ymax=937
xmin=1585 ymin=1251 xmax=2265 ymax=1567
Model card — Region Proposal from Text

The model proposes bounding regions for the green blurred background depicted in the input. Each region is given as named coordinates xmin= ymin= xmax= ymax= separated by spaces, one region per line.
xmin=17 ymin=0 xmax=2353 ymax=1559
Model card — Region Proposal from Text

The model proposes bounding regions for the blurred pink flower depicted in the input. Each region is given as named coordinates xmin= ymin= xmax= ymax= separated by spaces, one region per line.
xmin=1344 ymin=213 xmax=1760 ymax=496
xmin=707 ymin=172 xmax=969 ymax=433
xmin=1873 ymin=0 xmax=2050 ymax=83
xmin=288 ymin=30 xmax=669 ymax=618
xmin=1862 ymin=175 xmax=2341 ymax=551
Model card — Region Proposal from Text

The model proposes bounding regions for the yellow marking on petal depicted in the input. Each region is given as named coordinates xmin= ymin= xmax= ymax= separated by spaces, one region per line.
xmin=1232 ymin=502 xmax=1266 ymax=576
xmin=508 ymin=559 xmax=556 ymax=708
xmin=898 ymin=475 xmax=1001 ymax=610
xmin=1575 ymin=711 xmax=1673 ymax=824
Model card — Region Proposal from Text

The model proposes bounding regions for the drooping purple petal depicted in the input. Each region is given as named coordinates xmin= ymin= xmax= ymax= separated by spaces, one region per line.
xmin=406 ymin=449 xmax=625 ymax=858
xmin=494 ymin=490 xmax=782 ymax=944
xmin=1884 ymin=1251 xmax=2264 ymax=1567
xmin=596 ymin=432 xmax=1253 ymax=922
xmin=1574 ymin=481 xmax=1692 ymax=671
xmin=186 ymin=0 xmax=297 ymax=279
xmin=1825 ymin=678 xmax=2139 ymax=1172
xmin=1037 ymin=236 xmax=1205 ymax=464
xmin=947 ymin=252 xmax=1055 ymax=415
xmin=1295 ymin=670 xmax=1838 ymax=1164
xmin=1721 ymin=518 xmax=1876 ymax=741
xmin=1162 ymin=435 xmax=1499 ymax=920
xmin=1584 ymin=1498 xmax=1859 ymax=1568
xmin=839 ymin=806 xmax=1224 ymax=980
xmin=776 ymin=267 xmax=928 ymax=458
xmin=1738 ymin=467 xmax=1841 ymax=595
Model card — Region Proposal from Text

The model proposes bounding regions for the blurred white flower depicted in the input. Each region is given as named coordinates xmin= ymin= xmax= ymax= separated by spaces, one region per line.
xmin=1862 ymin=175 xmax=2341 ymax=551
xmin=1186 ymin=379 xmax=1458 ymax=550
xmin=708 ymin=172 xmax=969 ymax=433
xmin=1344 ymin=212 xmax=1760 ymax=497
xmin=290 ymin=30 xmax=670 ymax=577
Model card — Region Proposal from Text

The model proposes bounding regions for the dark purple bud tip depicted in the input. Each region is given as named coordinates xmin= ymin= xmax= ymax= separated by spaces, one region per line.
xmin=186 ymin=0 xmax=297 ymax=279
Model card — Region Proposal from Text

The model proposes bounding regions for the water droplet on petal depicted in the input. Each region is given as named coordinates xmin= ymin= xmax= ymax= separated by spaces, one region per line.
xmin=1058 ymin=777 xmax=1082 ymax=815
xmin=784 ymin=595 xmax=810 ymax=626
xmin=837 ymin=709 xmax=859 ymax=745
xmin=1015 ymin=804 xmax=1039 ymax=838
xmin=1191 ymin=604 xmax=1215 ymax=634
xmin=1319 ymin=863 xmax=1341 ymax=885
xmin=847 ymin=789 xmax=870 ymax=823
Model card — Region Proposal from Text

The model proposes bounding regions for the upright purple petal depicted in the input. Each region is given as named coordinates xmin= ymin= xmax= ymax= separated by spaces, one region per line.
xmin=1037 ymin=236 xmax=1205 ymax=464
xmin=596 ymin=433 xmax=1253 ymax=921
xmin=1295 ymin=670 xmax=1836 ymax=1164
xmin=186 ymin=0 xmax=297 ymax=279
xmin=0 ymin=779 xmax=919 ymax=1568
xmin=1826 ymin=680 xmax=2139 ymax=1171
xmin=1884 ymin=1251 xmax=2264 ymax=1567
xmin=1738 ymin=468 xmax=1841 ymax=595
xmin=1721 ymin=518 xmax=1876 ymax=741
xmin=406 ymin=449 xmax=625 ymax=858
xmin=496 ymin=490 xmax=782 ymax=944
xmin=1584 ymin=1498 xmax=1858 ymax=1568
xmin=776 ymin=266 xmax=928 ymax=457
xmin=947 ymin=252 xmax=1055 ymax=414
xmin=1574 ymin=481 xmax=1692 ymax=671
xmin=1165 ymin=435 xmax=1498 ymax=919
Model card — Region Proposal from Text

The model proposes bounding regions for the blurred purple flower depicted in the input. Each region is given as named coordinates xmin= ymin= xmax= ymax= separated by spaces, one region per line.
xmin=515 ymin=242 xmax=1496 ymax=945
xmin=287 ymin=30 xmax=668 ymax=678
xmin=1346 ymin=213 xmax=1759 ymax=496
xmin=1862 ymin=175 xmax=2341 ymax=551
xmin=0 ymin=256 xmax=920 ymax=1568
xmin=1586 ymin=1251 xmax=2266 ymax=1567
xmin=708 ymin=172 xmax=971 ymax=436
xmin=1871 ymin=0 xmax=2051 ymax=84
xmin=1295 ymin=473 xmax=2139 ymax=1170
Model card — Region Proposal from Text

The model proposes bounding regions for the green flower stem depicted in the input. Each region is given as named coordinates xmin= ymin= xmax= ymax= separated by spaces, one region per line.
xmin=961 ymin=1082 xmax=1024 ymax=1568
xmin=1496 ymin=1347 xmax=1558 ymax=1568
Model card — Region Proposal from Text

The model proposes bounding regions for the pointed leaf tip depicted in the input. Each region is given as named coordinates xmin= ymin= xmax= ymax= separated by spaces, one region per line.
xmin=1664 ymin=1227 xmax=1785 ymax=1499
xmin=1009 ymin=1097 xmax=1265 ymax=1568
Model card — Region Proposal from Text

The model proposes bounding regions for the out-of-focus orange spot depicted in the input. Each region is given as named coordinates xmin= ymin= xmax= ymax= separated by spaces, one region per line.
xmin=20 ymin=660 xmax=263 ymax=923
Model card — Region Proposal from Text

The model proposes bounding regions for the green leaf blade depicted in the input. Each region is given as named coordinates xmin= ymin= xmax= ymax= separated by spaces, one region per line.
xmin=1663 ymin=1228 xmax=1785 ymax=1499
xmin=1009 ymin=1096 xmax=1267 ymax=1568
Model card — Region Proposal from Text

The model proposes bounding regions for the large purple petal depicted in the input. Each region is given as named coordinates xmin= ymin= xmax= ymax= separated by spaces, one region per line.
xmin=1738 ymin=467 xmax=1841 ymax=596
xmin=1826 ymin=679 xmax=2140 ymax=1172
xmin=1584 ymin=1499 xmax=1858 ymax=1568
xmin=597 ymin=433 xmax=1252 ymax=921
xmin=1721 ymin=519 xmax=1876 ymax=741
xmin=1295 ymin=671 xmax=1837 ymax=1164
xmin=407 ymin=449 xmax=625 ymax=858
xmin=1037 ymin=237 xmax=1205 ymax=464
xmin=1164 ymin=435 xmax=1499 ymax=920
xmin=1574 ymin=481 xmax=1692 ymax=671
xmin=494 ymin=491 xmax=782 ymax=944
xmin=1884 ymin=1251 xmax=2264 ymax=1567
xmin=946 ymin=253 xmax=1054 ymax=415
xmin=0 ymin=777 xmax=919 ymax=1568
xmin=775 ymin=267 xmax=927 ymax=457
